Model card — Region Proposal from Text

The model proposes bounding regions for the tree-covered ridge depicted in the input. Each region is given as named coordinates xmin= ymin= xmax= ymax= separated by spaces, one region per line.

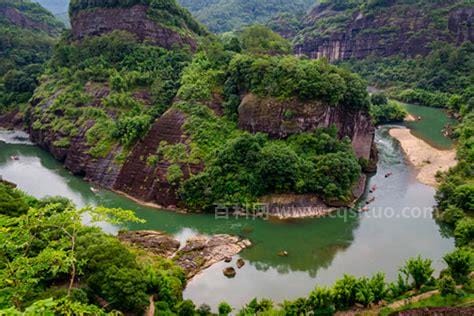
xmin=69 ymin=0 xmax=207 ymax=36
xmin=295 ymin=0 xmax=472 ymax=48
xmin=30 ymin=30 xmax=192 ymax=156
xmin=0 ymin=0 xmax=64 ymax=113
xmin=177 ymin=0 xmax=316 ymax=33
xmin=1 ymin=0 xmax=64 ymax=33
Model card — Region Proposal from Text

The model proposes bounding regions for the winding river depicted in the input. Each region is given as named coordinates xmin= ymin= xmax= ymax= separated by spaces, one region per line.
xmin=0 ymin=104 xmax=456 ymax=309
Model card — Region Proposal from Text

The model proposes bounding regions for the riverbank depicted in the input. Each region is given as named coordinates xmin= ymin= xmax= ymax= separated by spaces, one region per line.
xmin=389 ymin=128 xmax=456 ymax=187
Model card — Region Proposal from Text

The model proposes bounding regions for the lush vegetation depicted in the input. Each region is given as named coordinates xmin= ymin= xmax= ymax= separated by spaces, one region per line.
xmin=0 ymin=0 xmax=63 ymax=113
xmin=296 ymin=0 xmax=472 ymax=45
xmin=0 ymin=183 xmax=188 ymax=315
xmin=178 ymin=0 xmax=314 ymax=33
xmin=29 ymin=30 xmax=192 ymax=157
xmin=180 ymin=124 xmax=360 ymax=210
xmin=168 ymin=43 xmax=370 ymax=210
xmin=369 ymin=93 xmax=407 ymax=124
xmin=223 ymin=53 xmax=370 ymax=118
xmin=69 ymin=0 xmax=207 ymax=36
xmin=1 ymin=184 xmax=472 ymax=314
xmin=341 ymin=42 xmax=474 ymax=109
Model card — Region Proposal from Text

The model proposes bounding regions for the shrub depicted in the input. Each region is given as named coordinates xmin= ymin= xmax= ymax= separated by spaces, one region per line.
xmin=218 ymin=302 xmax=232 ymax=315
xmin=333 ymin=275 xmax=358 ymax=309
xmin=197 ymin=303 xmax=212 ymax=316
xmin=371 ymin=92 xmax=388 ymax=106
xmin=444 ymin=248 xmax=474 ymax=284
xmin=438 ymin=206 xmax=465 ymax=226
xmin=454 ymin=218 xmax=474 ymax=247
xmin=306 ymin=287 xmax=335 ymax=314
xmin=177 ymin=299 xmax=196 ymax=316
xmin=438 ymin=275 xmax=456 ymax=296
xmin=400 ymin=256 xmax=434 ymax=289
xmin=166 ymin=164 xmax=184 ymax=185
xmin=355 ymin=277 xmax=375 ymax=307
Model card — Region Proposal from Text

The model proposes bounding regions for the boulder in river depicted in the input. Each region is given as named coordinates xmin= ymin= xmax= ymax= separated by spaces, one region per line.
xmin=236 ymin=258 xmax=245 ymax=269
xmin=223 ymin=267 xmax=236 ymax=278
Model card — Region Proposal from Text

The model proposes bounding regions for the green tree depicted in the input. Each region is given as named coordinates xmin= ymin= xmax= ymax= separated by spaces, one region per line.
xmin=444 ymin=248 xmax=473 ymax=284
xmin=218 ymin=301 xmax=232 ymax=315
xmin=400 ymin=256 xmax=434 ymax=289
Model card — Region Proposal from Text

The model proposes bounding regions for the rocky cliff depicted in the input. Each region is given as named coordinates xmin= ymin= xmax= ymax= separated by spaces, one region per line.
xmin=70 ymin=4 xmax=197 ymax=50
xmin=294 ymin=1 xmax=473 ymax=61
xmin=238 ymin=93 xmax=376 ymax=210
xmin=20 ymin=1 xmax=378 ymax=216
xmin=238 ymin=93 xmax=375 ymax=161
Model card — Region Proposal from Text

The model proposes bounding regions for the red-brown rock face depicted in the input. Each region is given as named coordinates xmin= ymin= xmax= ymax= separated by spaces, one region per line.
xmin=295 ymin=4 xmax=473 ymax=61
xmin=113 ymin=109 xmax=202 ymax=209
xmin=70 ymin=4 xmax=197 ymax=50
xmin=238 ymin=94 xmax=375 ymax=161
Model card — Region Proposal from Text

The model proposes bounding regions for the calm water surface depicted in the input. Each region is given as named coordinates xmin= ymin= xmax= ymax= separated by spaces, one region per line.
xmin=0 ymin=105 xmax=455 ymax=309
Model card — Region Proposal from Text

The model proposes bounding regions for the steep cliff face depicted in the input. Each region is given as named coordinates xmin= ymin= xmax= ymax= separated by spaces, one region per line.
xmin=71 ymin=4 xmax=197 ymax=50
xmin=294 ymin=1 xmax=473 ymax=61
xmin=113 ymin=109 xmax=202 ymax=209
xmin=238 ymin=94 xmax=374 ymax=160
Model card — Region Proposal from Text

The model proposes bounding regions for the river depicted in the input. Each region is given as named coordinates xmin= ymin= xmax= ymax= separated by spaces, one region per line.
xmin=0 ymin=104 xmax=455 ymax=309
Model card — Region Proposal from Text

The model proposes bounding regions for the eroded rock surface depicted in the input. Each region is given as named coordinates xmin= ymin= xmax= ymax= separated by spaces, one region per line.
xmin=174 ymin=234 xmax=251 ymax=279
xmin=238 ymin=94 xmax=375 ymax=161
xmin=295 ymin=3 xmax=473 ymax=61
xmin=118 ymin=230 xmax=180 ymax=257
xmin=118 ymin=230 xmax=251 ymax=279
xmin=71 ymin=4 xmax=197 ymax=50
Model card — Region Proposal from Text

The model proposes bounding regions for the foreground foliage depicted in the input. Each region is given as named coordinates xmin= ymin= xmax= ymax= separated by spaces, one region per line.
xmin=0 ymin=184 xmax=186 ymax=314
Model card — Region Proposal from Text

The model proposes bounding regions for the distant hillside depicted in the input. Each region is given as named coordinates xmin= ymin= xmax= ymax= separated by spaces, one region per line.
xmin=294 ymin=0 xmax=473 ymax=61
xmin=178 ymin=0 xmax=316 ymax=33
xmin=0 ymin=0 xmax=63 ymax=113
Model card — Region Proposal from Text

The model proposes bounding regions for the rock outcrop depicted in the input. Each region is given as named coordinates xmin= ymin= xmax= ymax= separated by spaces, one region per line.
xmin=113 ymin=109 xmax=203 ymax=209
xmin=70 ymin=4 xmax=197 ymax=50
xmin=174 ymin=234 xmax=251 ymax=279
xmin=238 ymin=94 xmax=375 ymax=161
xmin=118 ymin=230 xmax=180 ymax=257
xmin=118 ymin=230 xmax=251 ymax=279
xmin=295 ymin=2 xmax=473 ymax=61
xmin=238 ymin=93 xmax=376 ymax=210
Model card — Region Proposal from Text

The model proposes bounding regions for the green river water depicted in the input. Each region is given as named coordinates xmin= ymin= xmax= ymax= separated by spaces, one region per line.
xmin=0 ymin=104 xmax=455 ymax=309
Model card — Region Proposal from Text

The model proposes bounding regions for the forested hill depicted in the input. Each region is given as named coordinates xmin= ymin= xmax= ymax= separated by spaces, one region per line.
xmin=0 ymin=0 xmax=63 ymax=117
xmin=294 ymin=0 xmax=473 ymax=61
xmin=177 ymin=0 xmax=316 ymax=33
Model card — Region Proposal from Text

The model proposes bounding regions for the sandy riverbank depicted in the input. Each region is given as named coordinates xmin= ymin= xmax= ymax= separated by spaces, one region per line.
xmin=389 ymin=128 xmax=456 ymax=187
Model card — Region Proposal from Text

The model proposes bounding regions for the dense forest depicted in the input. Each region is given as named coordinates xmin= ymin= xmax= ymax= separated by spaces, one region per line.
xmin=177 ymin=0 xmax=315 ymax=33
